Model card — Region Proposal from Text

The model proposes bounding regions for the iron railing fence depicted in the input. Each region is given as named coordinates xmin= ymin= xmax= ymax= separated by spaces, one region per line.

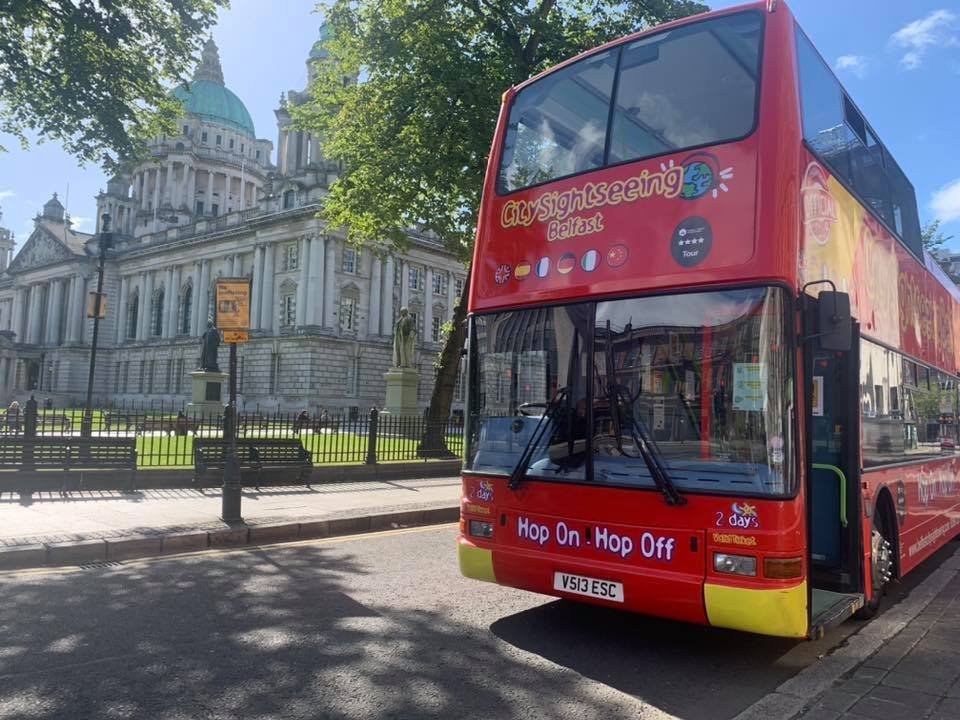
xmin=0 ymin=403 xmax=464 ymax=468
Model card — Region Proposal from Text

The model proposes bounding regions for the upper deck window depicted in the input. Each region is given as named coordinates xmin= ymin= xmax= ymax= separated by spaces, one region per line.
xmin=497 ymin=11 xmax=764 ymax=194
xmin=796 ymin=28 xmax=923 ymax=259
xmin=498 ymin=51 xmax=616 ymax=193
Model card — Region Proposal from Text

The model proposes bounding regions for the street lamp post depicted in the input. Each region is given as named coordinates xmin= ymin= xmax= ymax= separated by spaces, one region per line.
xmin=81 ymin=213 xmax=112 ymax=437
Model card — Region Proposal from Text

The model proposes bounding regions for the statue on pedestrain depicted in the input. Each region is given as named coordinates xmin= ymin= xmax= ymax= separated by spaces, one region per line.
xmin=392 ymin=307 xmax=416 ymax=368
xmin=199 ymin=319 xmax=221 ymax=372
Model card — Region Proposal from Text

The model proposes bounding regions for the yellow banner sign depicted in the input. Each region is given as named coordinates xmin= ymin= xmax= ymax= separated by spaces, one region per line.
xmin=86 ymin=291 xmax=107 ymax=319
xmin=215 ymin=278 xmax=251 ymax=331
xmin=223 ymin=330 xmax=249 ymax=344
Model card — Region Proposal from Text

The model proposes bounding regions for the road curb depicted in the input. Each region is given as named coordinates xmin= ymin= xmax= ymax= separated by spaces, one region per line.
xmin=732 ymin=543 xmax=960 ymax=720
xmin=0 ymin=505 xmax=460 ymax=571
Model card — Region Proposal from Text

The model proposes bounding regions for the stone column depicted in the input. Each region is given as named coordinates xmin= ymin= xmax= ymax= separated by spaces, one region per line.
xmin=142 ymin=272 xmax=155 ymax=340
xmin=206 ymin=171 xmax=214 ymax=213
xmin=42 ymin=283 xmax=57 ymax=345
xmin=424 ymin=268 xmax=434 ymax=343
xmin=151 ymin=166 xmax=160 ymax=212
xmin=250 ymin=245 xmax=264 ymax=330
xmin=136 ymin=272 xmax=148 ymax=341
xmin=296 ymin=235 xmax=310 ymax=326
xmin=190 ymin=261 xmax=202 ymax=335
xmin=197 ymin=260 xmax=210 ymax=329
xmin=306 ymin=235 xmax=324 ymax=326
xmin=169 ymin=266 xmax=182 ymax=336
xmin=323 ymin=238 xmax=336 ymax=328
xmin=260 ymin=243 xmax=275 ymax=332
xmin=447 ymin=271 xmax=457 ymax=320
xmin=79 ymin=275 xmax=91 ymax=343
xmin=115 ymin=276 xmax=128 ymax=343
xmin=49 ymin=280 xmax=64 ymax=345
xmin=400 ymin=260 xmax=410 ymax=309
xmin=369 ymin=256 xmax=382 ymax=336
xmin=383 ymin=256 xmax=395 ymax=334
xmin=162 ymin=267 xmax=174 ymax=338
xmin=164 ymin=160 xmax=175 ymax=206
xmin=72 ymin=274 xmax=85 ymax=343
xmin=27 ymin=285 xmax=41 ymax=344
xmin=139 ymin=172 xmax=148 ymax=210
xmin=11 ymin=287 xmax=24 ymax=341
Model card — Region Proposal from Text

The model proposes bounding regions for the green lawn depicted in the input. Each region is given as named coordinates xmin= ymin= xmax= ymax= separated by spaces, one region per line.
xmin=136 ymin=432 xmax=462 ymax=468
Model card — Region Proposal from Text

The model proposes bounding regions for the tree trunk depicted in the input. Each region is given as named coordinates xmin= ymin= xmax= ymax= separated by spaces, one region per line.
xmin=418 ymin=267 xmax=472 ymax=458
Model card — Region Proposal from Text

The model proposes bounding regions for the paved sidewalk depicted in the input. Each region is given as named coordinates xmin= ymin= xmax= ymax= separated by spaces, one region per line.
xmin=795 ymin=559 xmax=960 ymax=720
xmin=0 ymin=476 xmax=461 ymax=548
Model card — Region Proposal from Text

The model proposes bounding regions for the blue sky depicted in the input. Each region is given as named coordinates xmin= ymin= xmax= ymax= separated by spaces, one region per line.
xmin=1 ymin=0 xmax=959 ymax=251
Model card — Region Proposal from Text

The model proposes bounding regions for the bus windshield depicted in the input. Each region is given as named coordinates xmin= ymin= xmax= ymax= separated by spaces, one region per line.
xmin=497 ymin=10 xmax=763 ymax=194
xmin=497 ymin=11 xmax=763 ymax=193
xmin=466 ymin=287 xmax=796 ymax=497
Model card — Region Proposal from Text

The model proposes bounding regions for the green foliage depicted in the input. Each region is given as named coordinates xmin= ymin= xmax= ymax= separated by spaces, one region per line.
xmin=0 ymin=0 xmax=227 ymax=170
xmin=294 ymin=0 xmax=708 ymax=259
xmin=922 ymin=220 xmax=958 ymax=283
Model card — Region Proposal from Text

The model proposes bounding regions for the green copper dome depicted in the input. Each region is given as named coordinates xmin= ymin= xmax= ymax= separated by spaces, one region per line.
xmin=309 ymin=22 xmax=333 ymax=60
xmin=170 ymin=38 xmax=255 ymax=137
xmin=171 ymin=80 xmax=256 ymax=137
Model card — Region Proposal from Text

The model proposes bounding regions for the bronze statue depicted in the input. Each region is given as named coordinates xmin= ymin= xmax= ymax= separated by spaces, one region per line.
xmin=392 ymin=307 xmax=416 ymax=368
xmin=200 ymin=319 xmax=221 ymax=371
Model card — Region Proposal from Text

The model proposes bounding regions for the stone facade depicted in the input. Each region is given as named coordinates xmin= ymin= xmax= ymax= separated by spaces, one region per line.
xmin=0 ymin=34 xmax=466 ymax=414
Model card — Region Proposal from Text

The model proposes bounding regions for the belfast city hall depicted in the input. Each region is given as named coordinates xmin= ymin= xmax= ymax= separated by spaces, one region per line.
xmin=0 ymin=33 xmax=466 ymax=414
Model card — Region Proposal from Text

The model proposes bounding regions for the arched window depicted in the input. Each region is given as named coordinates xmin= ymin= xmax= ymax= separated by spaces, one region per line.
xmin=151 ymin=288 xmax=164 ymax=336
xmin=180 ymin=284 xmax=193 ymax=335
xmin=126 ymin=292 xmax=139 ymax=339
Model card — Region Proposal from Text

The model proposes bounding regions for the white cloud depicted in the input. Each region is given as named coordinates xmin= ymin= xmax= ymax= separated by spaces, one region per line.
xmin=68 ymin=215 xmax=93 ymax=231
xmin=890 ymin=9 xmax=957 ymax=69
xmin=0 ymin=190 xmax=14 ymax=202
xmin=931 ymin=177 xmax=960 ymax=223
xmin=836 ymin=55 xmax=868 ymax=78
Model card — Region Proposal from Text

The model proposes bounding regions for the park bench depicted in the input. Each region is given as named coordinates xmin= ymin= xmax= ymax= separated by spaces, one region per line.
xmin=37 ymin=414 xmax=73 ymax=433
xmin=0 ymin=436 xmax=138 ymax=493
xmin=193 ymin=437 xmax=313 ymax=488
xmin=103 ymin=412 xmax=136 ymax=431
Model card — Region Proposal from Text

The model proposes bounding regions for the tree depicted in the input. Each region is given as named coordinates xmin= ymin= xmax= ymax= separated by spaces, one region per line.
xmin=922 ymin=220 xmax=958 ymax=283
xmin=0 ymin=0 xmax=227 ymax=170
xmin=295 ymin=0 xmax=708 ymax=455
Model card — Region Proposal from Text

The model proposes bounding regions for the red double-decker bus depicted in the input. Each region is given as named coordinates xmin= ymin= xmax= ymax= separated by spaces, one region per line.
xmin=457 ymin=0 xmax=960 ymax=639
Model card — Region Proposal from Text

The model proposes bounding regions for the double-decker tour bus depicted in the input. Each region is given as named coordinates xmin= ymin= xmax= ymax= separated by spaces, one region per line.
xmin=457 ymin=0 xmax=960 ymax=638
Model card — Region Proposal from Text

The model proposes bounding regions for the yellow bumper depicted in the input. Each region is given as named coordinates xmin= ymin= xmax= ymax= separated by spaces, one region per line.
xmin=704 ymin=580 xmax=808 ymax=638
xmin=458 ymin=540 xmax=496 ymax=583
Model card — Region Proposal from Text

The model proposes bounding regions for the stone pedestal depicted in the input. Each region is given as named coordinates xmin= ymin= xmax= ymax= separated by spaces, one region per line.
xmin=187 ymin=370 xmax=227 ymax=417
xmin=383 ymin=367 xmax=420 ymax=417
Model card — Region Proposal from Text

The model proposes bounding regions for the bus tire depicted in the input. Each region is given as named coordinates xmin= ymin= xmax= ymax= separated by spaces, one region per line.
xmin=855 ymin=498 xmax=896 ymax=620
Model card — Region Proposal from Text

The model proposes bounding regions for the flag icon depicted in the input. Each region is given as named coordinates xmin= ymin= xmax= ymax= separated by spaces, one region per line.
xmin=535 ymin=257 xmax=550 ymax=278
xmin=607 ymin=244 xmax=629 ymax=268
xmin=581 ymin=249 xmax=600 ymax=272
xmin=557 ymin=253 xmax=576 ymax=274
xmin=494 ymin=264 xmax=512 ymax=284
xmin=515 ymin=262 xmax=531 ymax=280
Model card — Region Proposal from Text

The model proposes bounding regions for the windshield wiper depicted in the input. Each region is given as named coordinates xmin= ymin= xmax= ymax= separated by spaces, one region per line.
xmin=614 ymin=384 xmax=686 ymax=506
xmin=509 ymin=386 xmax=568 ymax=490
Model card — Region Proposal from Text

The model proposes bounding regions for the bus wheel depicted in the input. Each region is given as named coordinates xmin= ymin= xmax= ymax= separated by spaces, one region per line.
xmin=856 ymin=508 xmax=894 ymax=619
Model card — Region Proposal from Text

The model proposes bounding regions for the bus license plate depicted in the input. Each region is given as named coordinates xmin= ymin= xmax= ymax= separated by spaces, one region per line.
xmin=553 ymin=572 xmax=624 ymax=602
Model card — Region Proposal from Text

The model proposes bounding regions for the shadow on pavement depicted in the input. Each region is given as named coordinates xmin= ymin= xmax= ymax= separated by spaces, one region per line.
xmin=491 ymin=599 xmax=801 ymax=720
xmin=0 ymin=542 xmax=639 ymax=719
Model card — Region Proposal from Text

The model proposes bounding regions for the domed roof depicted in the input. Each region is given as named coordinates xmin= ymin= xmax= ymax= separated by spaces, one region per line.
xmin=171 ymin=80 xmax=256 ymax=136
xmin=171 ymin=39 xmax=256 ymax=137
xmin=309 ymin=23 xmax=333 ymax=60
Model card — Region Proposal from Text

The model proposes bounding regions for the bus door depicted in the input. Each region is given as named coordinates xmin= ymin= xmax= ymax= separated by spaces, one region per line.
xmin=804 ymin=296 xmax=865 ymax=636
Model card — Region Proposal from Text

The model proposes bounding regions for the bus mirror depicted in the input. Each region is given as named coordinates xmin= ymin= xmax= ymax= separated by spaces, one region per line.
xmin=817 ymin=291 xmax=852 ymax=351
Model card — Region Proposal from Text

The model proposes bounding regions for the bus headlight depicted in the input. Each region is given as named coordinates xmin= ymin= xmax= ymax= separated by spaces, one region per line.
xmin=714 ymin=553 xmax=757 ymax=576
xmin=469 ymin=520 xmax=494 ymax=539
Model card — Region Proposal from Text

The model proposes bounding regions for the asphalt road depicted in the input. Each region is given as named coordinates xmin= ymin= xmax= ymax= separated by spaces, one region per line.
xmin=0 ymin=527 xmax=955 ymax=720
